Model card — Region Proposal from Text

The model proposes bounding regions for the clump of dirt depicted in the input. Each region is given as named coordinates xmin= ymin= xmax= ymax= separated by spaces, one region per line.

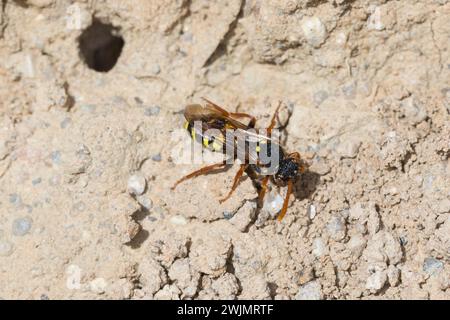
xmin=0 ymin=0 xmax=448 ymax=299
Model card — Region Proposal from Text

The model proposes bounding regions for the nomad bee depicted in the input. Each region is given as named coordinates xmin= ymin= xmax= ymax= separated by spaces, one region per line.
xmin=171 ymin=98 xmax=307 ymax=221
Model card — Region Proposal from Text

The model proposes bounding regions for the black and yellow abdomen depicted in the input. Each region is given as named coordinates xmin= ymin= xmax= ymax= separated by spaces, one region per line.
xmin=184 ymin=120 xmax=225 ymax=152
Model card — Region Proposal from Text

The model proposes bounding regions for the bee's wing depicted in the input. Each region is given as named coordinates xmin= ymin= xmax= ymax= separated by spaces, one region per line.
xmin=185 ymin=103 xmax=250 ymax=130
xmin=184 ymin=104 xmax=216 ymax=122
xmin=241 ymin=130 xmax=275 ymax=143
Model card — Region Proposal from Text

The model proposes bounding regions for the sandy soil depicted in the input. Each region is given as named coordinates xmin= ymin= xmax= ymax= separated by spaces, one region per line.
xmin=0 ymin=0 xmax=449 ymax=300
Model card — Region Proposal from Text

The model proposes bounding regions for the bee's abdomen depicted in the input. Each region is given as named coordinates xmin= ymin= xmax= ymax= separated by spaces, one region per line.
xmin=184 ymin=120 xmax=225 ymax=152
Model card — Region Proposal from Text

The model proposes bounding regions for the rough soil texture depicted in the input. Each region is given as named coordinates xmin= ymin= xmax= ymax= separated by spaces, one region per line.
xmin=0 ymin=0 xmax=449 ymax=300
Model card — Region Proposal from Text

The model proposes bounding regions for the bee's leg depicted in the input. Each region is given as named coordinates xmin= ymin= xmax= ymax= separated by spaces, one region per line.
xmin=219 ymin=164 xmax=248 ymax=203
xmin=277 ymin=179 xmax=293 ymax=221
xmin=268 ymin=101 xmax=283 ymax=134
xmin=171 ymin=162 xmax=227 ymax=190
xmin=258 ymin=176 xmax=270 ymax=205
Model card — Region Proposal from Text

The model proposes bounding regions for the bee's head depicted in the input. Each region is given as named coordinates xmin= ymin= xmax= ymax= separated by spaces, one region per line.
xmin=274 ymin=153 xmax=306 ymax=183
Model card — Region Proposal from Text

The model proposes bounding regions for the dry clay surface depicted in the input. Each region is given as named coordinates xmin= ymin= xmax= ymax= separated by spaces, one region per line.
xmin=0 ymin=0 xmax=449 ymax=299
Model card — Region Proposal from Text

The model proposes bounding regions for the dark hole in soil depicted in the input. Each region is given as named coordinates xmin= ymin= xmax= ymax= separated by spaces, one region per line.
xmin=78 ymin=19 xmax=124 ymax=72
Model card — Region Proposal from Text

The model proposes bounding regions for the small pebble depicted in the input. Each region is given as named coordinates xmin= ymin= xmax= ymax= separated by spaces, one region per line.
xmin=127 ymin=173 xmax=146 ymax=195
xmin=309 ymin=160 xmax=330 ymax=175
xmin=341 ymin=82 xmax=356 ymax=98
xmin=80 ymin=104 xmax=96 ymax=113
xmin=312 ymin=237 xmax=327 ymax=257
xmin=366 ymin=265 xmax=387 ymax=293
xmin=181 ymin=32 xmax=193 ymax=43
xmin=301 ymin=17 xmax=327 ymax=48
xmin=153 ymin=206 xmax=167 ymax=219
xmin=9 ymin=193 xmax=22 ymax=206
xmin=32 ymin=178 xmax=42 ymax=185
xmin=229 ymin=201 xmax=257 ymax=232
xmin=151 ymin=64 xmax=161 ymax=75
xmin=308 ymin=204 xmax=316 ymax=219
xmin=313 ymin=90 xmax=328 ymax=105
xmin=0 ymin=240 xmax=14 ymax=257
xmin=387 ymin=265 xmax=400 ymax=287
xmin=223 ymin=211 xmax=234 ymax=220
xmin=170 ymin=215 xmax=188 ymax=226
xmin=295 ymin=280 xmax=322 ymax=300
xmin=152 ymin=153 xmax=162 ymax=162
xmin=367 ymin=6 xmax=384 ymax=31
xmin=12 ymin=217 xmax=33 ymax=236
xmin=263 ymin=192 xmax=284 ymax=217
xmin=327 ymin=214 xmax=347 ymax=241
xmin=48 ymin=175 xmax=61 ymax=186
xmin=144 ymin=106 xmax=160 ymax=116
xmin=423 ymin=257 xmax=444 ymax=276
xmin=401 ymin=97 xmax=427 ymax=124
xmin=367 ymin=210 xmax=381 ymax=235
xmin=136 ymin=195 xmax=153 ymax=210
xmin=50 ymin=150 xmax=62 ymax=165
xmin=348 ymin=234 xmax=367 ymax=258
xmin=72 ymin=201 xmax=86 ymax=212
xmin=336 ymin=140 xmax=361 ymax=158
xmin=90 ymin=278 xmax=107 ymax=294
xmin=60 ymin=117 xmax=72 ymax=129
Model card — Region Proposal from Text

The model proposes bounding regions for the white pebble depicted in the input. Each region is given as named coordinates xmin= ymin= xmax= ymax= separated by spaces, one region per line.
xmin=423 ymin=257 xmax=444 ymax=276
xmin=301 ymin=17 xmax=327 ymax=48
xmin=27 ymin=0 xmax=54 ymax=8
xmin=367 ymin=209 xmax=381 ymax=235
xmin=12 ymin=217 xmax=33 ymax=236
xmin=136 ymin=195 xmax=153 ymax=210
xmin=387 ymin=265 xmax=400 ymax=287
xmin=90 ymin=278 xmax=107 ymax=294
xmin=170 ymin=215 xmax=188 ymax=226
xmin=336 ymin=139 xmax=361 ymax=158
xmin=127 ymin=173 xmax=146 ymax=195
xmin=312 ymin=237 xmax=328 ymax=257
xmin=295 ymin=280 xmax=322 ymax=300
xmin=367 ymin=5 xmax=384 ymax=31
xmin=347 ymin=234 xmax=367 ymax=258
xmin=0 ymin=241 xmax=14 ymax=257
xmin=263 ymin=192 xmax=284 ymax=218
xmin=308 ymin=204 xmax=317 ymax=219
xmin=151 ymin=64 xmax=161 ymax=75
xmin=335 ymin=32 xmax=347 ymax=45
xmin=366 ymin=264 xmax=387 ymax=293
xmin=313 ymin=90 xmax=328 ymax=105
xmin=327 ymin=215 xmax=347 ymax=241
xmin=229 ymin=201 xmax=257 ymax=232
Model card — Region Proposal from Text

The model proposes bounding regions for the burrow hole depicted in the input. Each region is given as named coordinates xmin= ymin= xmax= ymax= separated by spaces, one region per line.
xmin=78 ymin=19 xmax=125 ymax=72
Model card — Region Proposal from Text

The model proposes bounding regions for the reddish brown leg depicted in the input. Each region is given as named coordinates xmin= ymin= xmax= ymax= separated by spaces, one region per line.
xmin=258 ymin=176 xmax=270 ymax=205
xmin=171 ymin=162 xmax=226 ymax=190
xmin=277 ymin=180 xmax=293 ymax=221
xmin=268 ymin=101 xmax=282 ymax=134
xmin=219 ymin=164 xmax=248 ymax=203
